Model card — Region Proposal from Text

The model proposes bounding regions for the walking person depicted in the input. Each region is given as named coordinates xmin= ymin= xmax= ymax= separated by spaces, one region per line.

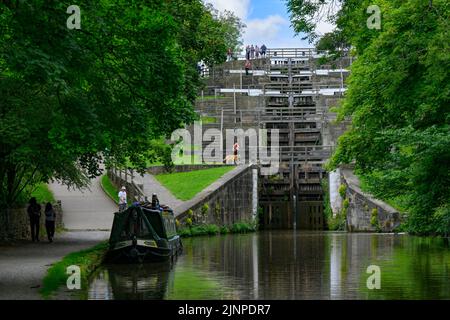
xmin=118 ymin=186 xmax=127 ymax=212
xmin=245 ymin=59 xmax=251 ymax=76
xmin=250 ymin=45 xmax=255 ymax=59
xmin=261 ymin=44 xmax=267 ymax=58
xmin=255 ymin=45 xmax=260 ymax=59
xmin=44 ymin=202 xmax=56 ymax=243
xmin=246 ymin=45 xmax=250 ymax=60
xmin=27 ymin=197 xmax=41 ymax=242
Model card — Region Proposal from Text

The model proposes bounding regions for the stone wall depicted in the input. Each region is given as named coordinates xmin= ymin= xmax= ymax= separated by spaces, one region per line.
xmin=0 ymin=201 xmax=64 ymax=241
xmin=340 ymin=168 xmax=402 ymax=232
xmin=175 ymin=165 xmax=257 ymax=226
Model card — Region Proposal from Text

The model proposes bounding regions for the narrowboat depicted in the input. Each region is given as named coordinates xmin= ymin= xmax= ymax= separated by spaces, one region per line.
xmin=106 ymin=197 xmax=182 ymax=263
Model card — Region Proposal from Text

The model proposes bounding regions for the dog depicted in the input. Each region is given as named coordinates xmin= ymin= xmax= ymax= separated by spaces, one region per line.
xmin=224 ymin=154 xmax=238 ymax=164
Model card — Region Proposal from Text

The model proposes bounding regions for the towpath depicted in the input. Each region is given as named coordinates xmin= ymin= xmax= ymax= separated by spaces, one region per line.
xmin=0 ymin=176 xmax=115 ymax=300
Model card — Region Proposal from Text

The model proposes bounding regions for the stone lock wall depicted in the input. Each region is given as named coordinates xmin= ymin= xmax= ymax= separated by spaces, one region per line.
xmin=0 ymin=201 xmax=64 ymax=241
xmin=175 ymin=165 xmax=257 ymax=226
xmin=340 ymin=168 xmax=402 ymax=232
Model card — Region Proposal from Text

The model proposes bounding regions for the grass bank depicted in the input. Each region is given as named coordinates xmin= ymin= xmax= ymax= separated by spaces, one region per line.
xmin=31 ymin=183 xmax=55 ymax=203
xmin=155 ymin=166 xmax=235 ymax=201
xmin=178 ymin=222 xmax=256 ymax=237
xmin=40 ymin=241 xmax=108 ymax=299
xmin=100 ymin=174 xmax=119 ymax=203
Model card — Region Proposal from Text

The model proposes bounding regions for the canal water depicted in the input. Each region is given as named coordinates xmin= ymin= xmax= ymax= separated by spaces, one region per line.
xmin=88 ymin=231 xmax=450 ymax=300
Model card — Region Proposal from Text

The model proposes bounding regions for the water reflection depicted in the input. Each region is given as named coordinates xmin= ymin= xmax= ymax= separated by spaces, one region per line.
xmin=88 ymin=232 xmax=450 ymax=300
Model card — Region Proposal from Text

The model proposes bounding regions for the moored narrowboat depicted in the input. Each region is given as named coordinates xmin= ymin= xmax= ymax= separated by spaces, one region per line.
xmin=106 ymin=197 xmax=182 ymax=263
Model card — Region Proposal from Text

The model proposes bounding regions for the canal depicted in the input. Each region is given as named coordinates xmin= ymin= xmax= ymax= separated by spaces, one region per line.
xmin=88 ymin=231 xmax=450 ymax=300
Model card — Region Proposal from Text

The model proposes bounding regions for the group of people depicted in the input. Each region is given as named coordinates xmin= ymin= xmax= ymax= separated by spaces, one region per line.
xmin=245 ymin=44 xmax=267 ymax=60
xmin=27 ymin=197 xmax=56 ymax=243
xmin=243 ymin=44 xmax=267 ymax=76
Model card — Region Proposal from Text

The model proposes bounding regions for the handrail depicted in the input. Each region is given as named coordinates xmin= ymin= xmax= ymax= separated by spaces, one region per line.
xmin=110 ymin=167 xmax=146 ymax=202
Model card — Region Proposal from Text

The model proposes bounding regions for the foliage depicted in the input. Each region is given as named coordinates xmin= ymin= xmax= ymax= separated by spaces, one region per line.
xmin=370 ymin=208 xmax=379 ymax=227
xmin=178 ymin=222 xmax=256 ymax=237
xmin=0 ymin=1 xmax=243 ymax=220
xmin=289 ymin=0 xmax=450 ymax=235
xmin=338 ymin=184 xmax=347 ymax=199
xmin=40 ymin=241 xmax=108 ymax=299
xmin=321 ymin=179 xmax=334 ymax=228
xmin=155 ymin=166 xmax=235 ymax=201
xmin=201 ymin=203 xmax=209 ymax=216
xmin=287 ymin=0 xmax=343 ymax=42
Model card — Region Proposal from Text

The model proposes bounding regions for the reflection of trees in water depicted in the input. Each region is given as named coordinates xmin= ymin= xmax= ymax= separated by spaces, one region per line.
xmin=89 ymin=233 xmax=450 ymax=300
xmin=361 ymin=236 xmax=450 ymax=299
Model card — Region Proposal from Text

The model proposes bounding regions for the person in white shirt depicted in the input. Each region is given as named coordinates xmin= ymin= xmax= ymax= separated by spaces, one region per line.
xmin=118 ymin=186 xmax=127 ymax=212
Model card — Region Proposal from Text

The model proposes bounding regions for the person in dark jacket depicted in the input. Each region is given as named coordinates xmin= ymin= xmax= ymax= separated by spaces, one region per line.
xmin=151 ymin=193 xmax=160 ymax=210
xmin=44 ymin=202 xmax=56 ymax=242
xmin=261 ymin=44 xmax=267 ymax=57
xmin=27 ymin=197 xmax=41 ymax=242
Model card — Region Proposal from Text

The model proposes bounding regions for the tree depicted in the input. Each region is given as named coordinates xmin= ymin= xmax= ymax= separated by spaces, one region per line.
xmin=287 ymin=0 xmax=343 ymax=42
xmin=0 ymin=0 xmax=243 ymax=223
xmin=288 ymin=0 xmax=450 ymax=235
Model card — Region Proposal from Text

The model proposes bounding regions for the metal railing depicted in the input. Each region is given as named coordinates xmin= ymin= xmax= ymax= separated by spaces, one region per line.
xmin=109 ymin=167 xmax=146 ymax=202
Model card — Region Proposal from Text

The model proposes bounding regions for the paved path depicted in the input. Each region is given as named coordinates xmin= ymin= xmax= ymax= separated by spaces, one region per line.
xmin=0 ymin=231 xmax=109 ymax=300
xmin=49 ymin=176 xmax=116 ymax=230
xmin=0 ymin=176 xmax=116 ymax=300
xmin=136 ymin=173 xmax=186 ymax=209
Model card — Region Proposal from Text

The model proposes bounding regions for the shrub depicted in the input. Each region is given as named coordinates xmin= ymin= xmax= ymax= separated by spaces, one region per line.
xmin=338 ymin=184 xmax=347 ymax=199
xmin=201 ymin=203 xmax=209 ymax=216
xmin=370 ymin=208 xmax=379 ymax=227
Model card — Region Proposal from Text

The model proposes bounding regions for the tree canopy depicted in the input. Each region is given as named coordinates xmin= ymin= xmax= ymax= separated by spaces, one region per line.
xmin=288 ymin=0 xmax=450 ymax=235
xmin=0 ymin=0 xmax=243 ymax=210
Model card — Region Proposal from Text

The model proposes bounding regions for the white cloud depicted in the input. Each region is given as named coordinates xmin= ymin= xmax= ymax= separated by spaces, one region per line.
xmin=243 ymin=15 xmax=289 ymax=45
xmin=312 ymin=1 xmax=340 ymax=35
xmin=205 ymin=0 xmax=251 ymax=20
xmin=204 ymin=0 xmax=321 ymax=50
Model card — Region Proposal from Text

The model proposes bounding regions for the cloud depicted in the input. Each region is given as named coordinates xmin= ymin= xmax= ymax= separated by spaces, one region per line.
xmin=243 ymin=15 xmax=289 ymax=45
xmin=204 ymin=0 xmax=251 ymax=19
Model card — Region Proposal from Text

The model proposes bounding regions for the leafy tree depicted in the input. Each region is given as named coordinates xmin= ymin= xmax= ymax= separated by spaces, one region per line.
xmin=288 ymin=0 xmax=450 ymax=235
xmin=0 ymin=0 xmax=243 ymax=227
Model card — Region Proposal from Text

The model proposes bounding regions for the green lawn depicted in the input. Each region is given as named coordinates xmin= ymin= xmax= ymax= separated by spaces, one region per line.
xmin=100 ymin=175 xmax=119 ymax=203
xmin=197 ymin=95 xmax=226 ymax=101
xmin=200 ymin=116 xmax=217 ymax=124
xmin=155 ymin=166 xmax=235 ymax=201
xmin=31 ymin=183 xmax=55 ymax=203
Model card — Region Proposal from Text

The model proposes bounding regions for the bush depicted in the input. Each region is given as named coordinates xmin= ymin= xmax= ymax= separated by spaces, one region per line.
xmin=178 ymin=222 xmax=256 ymax=238
xmin=434 ymin=205 xmax=450 ymax=237
xmin=201 ymin=203 xmax=209 ymax=216
xmin=370 ymin=208 xmax=379 ymax=227
xmin=338 ymin=184 xmax=347 ymax=199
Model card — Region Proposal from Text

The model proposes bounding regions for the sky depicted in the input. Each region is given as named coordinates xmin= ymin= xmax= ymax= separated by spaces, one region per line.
xmin=205 ymin=0 xmax=336 ymax=50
